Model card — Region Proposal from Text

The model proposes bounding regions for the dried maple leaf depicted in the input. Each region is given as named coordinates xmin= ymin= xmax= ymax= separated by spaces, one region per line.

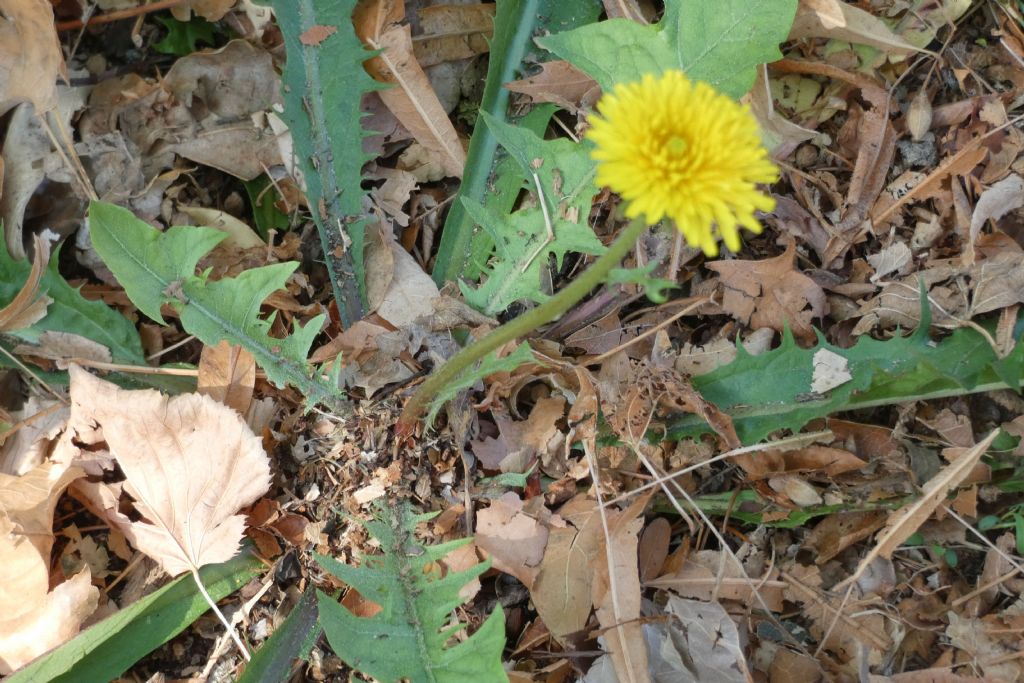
xmin=63 ymin=366 xmax=271 ymax=577
xmin=707 ymin=241 xmax=826 ymax=342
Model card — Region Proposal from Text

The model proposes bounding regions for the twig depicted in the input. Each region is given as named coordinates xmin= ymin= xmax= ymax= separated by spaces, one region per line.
xmin=56 ymin=0 xmax=188 ymax=32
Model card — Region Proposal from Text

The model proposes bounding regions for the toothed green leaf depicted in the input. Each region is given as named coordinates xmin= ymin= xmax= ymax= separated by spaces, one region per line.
xmin=669 ymin=304 xmax=1024 ymax=444
xmin=459 ymin=113 xmax=604 ymax=315
xmin=316 ymin=503 xmax=507 ymax=683
xmin=88 ymin=201 xmax=340 ymax=408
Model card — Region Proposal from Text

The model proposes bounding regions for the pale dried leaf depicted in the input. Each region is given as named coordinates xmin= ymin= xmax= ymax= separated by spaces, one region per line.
xmin=907 ymin=89 xmax=933 ymax=141
xmin=0 ymin=563 xmax=98 ymax=674
xmin=810 ymin=348 xmax=852 ymax=394
xmin=178 ymin=205 xmax=265 ymax=250
xmin=197 ymin=340 xmax=256 ymax=415
xmin=838 ymin=430 xmax=999 ymax=589
xmin=867 ymin=241 xmax=912 ymax=282
xmin=533 ymin=497 xmax=602 ymax=642
xmin=63 ymin=366 xmax=271 ymax=576
xmin=355 ymin=0 xmax=465 ymax=177
xmin=593 ymin=496 xmax=651 ymax=683
xmin=646 ymin=596 xmax=749 ymax=683
xmin=413 ymin=3 xmax=495 ymax=68
xmin=0 ymin=0 xmax=65 ymax=116
xmin=13 ymin=330 xmax=112 ymax=368
xmin=790 ymin=0 xmax=923 ymax=53
xmin=475 ymin=493 xmax=549 ymax=588
xmin=967 ymin=173 xmax=1024 ymax=265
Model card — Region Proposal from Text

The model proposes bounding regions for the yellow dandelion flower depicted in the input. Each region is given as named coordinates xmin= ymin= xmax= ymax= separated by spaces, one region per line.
xmin=586 ymin=70 xmax=778 ymax=257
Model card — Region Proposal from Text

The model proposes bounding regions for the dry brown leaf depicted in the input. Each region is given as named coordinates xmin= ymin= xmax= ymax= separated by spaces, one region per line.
xmin=837 ymin=430 xmax=999 ymax=590
xmin=172 ymin=0 xmax=237 ymax=22
xmin=804 ymin=511 xmax=888 ymax=564
xmin=602 ymin=0 xmax=646 ymax=21
xmin=62 ymin=366 xmax=271 ymax=576
xmin=197 ymin=340 xmax=256 ymax=415
xmin=871 ymin=140 xmax=988 ymax=227
xmin=532 ymin=495 xmax=602 ymax=643
xmin=355 ymin=0 xmax=466 ymax=178
xmin=14 ymin=330 xmax=112 ymax=368
xmin=707 ymin=242 xmax=827 ymax=342
xmin=784 ymin=566 xmax=892 ymax=658
xmin=504 ymin=61 xmax=601 ymax=114
xmin=474 ymin=492 xmax=549 ymax=588
xmin=593 ymin=495 xmax=651 ymax=683
xmin=413 ymin=3 xmax=495 ymax=68
xmin=0 ymin=234 xmax=50 ymax=333
xmin=0 ymin=461 xmax=94 ymax=673
xmin=966 ymin=173 xmax=1024 ymax=265
xmin=647 ymin=550 xmax=786 ymax=611
xmin=946 ymin=612 xmax=1023 ymax=681
xmin=0 ymin=0 xmax=66 ymax=116
xmin=789 ymin=0 xmax=923 ymax=54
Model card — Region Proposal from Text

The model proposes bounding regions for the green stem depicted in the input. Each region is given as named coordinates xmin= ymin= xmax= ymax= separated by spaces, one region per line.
xmin=399 ymin=218 xmax=649 ymax=431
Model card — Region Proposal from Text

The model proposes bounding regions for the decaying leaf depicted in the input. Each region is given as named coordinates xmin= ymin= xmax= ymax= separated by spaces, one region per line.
xmin=707 ymin=242 xmax=827 ymax=342
xmin=0 ymin=461 xmax=94 ymax=673
xmin=505 ymin=60 xmax=601 ymax=113
xmin=789 ymin=0 xmax=922 ymax=54
xmin=354 ymin=0 xmax=466 ymax=177
xmin=412 ymin=3 xmax=495 ymax=68
xmin=61 ymin=366 xmax=271 ymax=576
xmin=198 ymin=340 xmax=257 ymax=415
xmin=593 ymin=495 xmax=651 ymax=683
xmin=838 ymin=430 xmax=999 ymax=589
xmin=0 ymin=0 xmax=66 ymax=116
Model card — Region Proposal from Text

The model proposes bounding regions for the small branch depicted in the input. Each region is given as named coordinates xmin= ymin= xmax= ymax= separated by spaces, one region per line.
xmin=56 ymin=0 xmax=188 ymax=32
xmin=397 ymin=218 xmax=649 ymax=433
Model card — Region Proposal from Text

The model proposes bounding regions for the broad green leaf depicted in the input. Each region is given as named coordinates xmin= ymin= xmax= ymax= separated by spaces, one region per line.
xmin=432 ymin=0 xmax=602 ymax=286
xmin=238 ymin=587 xmax=321 ymax=683
xmin=7 ymin=551 xmax=261 ymax=683
xmin=264 ymin=0 xmax=380 ymax=325
xmin=668 ymin=306 xmax=1024 ymax=444
xmin=539 ymin=0 xmax=799 ymax=98
xmin=316 ymin=503 xmax=507 ymax=683
xmin=88 ymin=201 xmax=340 ymax=408
xmin=459 ymin=113 xmax=604 ymax=315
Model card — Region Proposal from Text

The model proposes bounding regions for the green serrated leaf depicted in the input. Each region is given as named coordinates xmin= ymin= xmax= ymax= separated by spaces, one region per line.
xmin=316 ymin=503 xmax=507 ymax=683
xmin=267 ymin=0 xmax=381 ymax=326
xmin=7 ymin=551 xmax=261 ymax=683
xmin=668 ymin=311 xmax=1024 ymax=444
xmin=458 ymin=114 xmax=604 ymax=315
xmin=539 ymin=0 xmax=798 ymax=98
xmin=88 ymin=201 xmax=341 ymax=408
xmin=431 ymin=0 xmax=602 ymax=286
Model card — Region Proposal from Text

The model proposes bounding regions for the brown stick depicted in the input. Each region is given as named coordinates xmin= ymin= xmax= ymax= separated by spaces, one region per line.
xmin=56 ymin=0 xmax=188 ymax=32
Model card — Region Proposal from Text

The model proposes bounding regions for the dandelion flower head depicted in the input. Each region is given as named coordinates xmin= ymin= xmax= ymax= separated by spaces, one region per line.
xmin=586 ymin=70 xmax=778 ymax=256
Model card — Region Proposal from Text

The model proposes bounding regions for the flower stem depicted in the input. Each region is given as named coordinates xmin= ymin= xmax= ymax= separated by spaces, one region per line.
xmin=397 ymin=218 xmax=649 ymax=433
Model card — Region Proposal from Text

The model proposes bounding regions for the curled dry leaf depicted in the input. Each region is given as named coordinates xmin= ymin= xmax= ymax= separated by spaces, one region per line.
xmin=707 ymin=241 xmax=827 ymax=343
xmin=789 ymin=0 xmax=922 ymax=54
xmin=354 ymin=0 xmax=466 ymax=178
xmin=62 ymin=366 xmax=271 ymax=576
xmin=0 ymin=461 xmax=96 ymax=673
xmin=0 ymin=234 xmax=51 ymax=333
xmin=0 ymin=0 xmax=66 ymax=116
